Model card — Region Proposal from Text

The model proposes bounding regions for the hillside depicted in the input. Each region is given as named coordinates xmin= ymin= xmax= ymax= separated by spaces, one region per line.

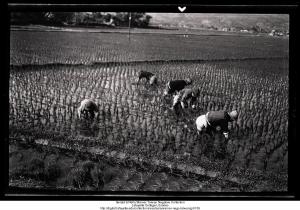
xmin=147 ymin=13 xmax=289 ymax=33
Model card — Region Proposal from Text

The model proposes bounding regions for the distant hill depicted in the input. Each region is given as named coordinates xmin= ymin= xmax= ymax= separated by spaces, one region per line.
xmin=147 ymin=13 xmax=289 ymax=33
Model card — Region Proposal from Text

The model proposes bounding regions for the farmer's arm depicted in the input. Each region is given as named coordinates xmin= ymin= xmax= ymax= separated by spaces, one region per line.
xmin=190 ymin=96 xmax=197 ymax=105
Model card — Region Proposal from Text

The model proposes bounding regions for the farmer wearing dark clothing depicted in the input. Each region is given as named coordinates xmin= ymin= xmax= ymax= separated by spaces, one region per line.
xmin=196 ymin=110 xmax=238 ymax=139
xmin=172 ymin=88 xmax=200 ymax=110
xmin=137 ymin=71 xmax=157 ymax=86
xmin=163 ymin=79 xmax=192 ymax=96
xmin=78 ymin=99 xmax=99 ymax=120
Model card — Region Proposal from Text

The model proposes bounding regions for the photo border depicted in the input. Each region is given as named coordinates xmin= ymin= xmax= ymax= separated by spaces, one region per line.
xmin=2 ymin=1 xmax=299 ymax=200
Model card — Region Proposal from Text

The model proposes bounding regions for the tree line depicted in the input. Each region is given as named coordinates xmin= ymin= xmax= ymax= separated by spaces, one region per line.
xmin=11 ymin=12 xmax=152 ymax=28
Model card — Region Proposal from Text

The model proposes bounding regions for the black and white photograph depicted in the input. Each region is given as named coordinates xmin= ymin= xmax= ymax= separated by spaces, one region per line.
xmin=8 ymin=10 xmax=290 ymax=194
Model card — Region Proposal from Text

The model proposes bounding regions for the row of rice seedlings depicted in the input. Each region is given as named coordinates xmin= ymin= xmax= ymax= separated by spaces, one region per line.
xmin=9 ymin=61 xmax=288 ymax=172
xmin=10 ymin=31 xmax=288 ymax=66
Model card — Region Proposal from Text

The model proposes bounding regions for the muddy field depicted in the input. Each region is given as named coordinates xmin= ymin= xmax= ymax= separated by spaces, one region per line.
xmin=9 ymin=28 xmax=289 ymax=192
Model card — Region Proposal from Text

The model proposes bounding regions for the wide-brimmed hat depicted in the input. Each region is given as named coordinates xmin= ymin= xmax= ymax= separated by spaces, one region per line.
xmin=186 ymin=78 xmax=192 ymax=84
xmin=149 ymin=75 xmax=157 ymax=85
xmin=229 ymin=110 xmax=238 ymax=120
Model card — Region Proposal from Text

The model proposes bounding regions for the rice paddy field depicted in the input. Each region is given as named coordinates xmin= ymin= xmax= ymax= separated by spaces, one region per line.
xmin=9 ymin=28 xmax=289 ymax=192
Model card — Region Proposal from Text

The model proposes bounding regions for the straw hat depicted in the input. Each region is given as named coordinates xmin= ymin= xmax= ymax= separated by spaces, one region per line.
xmin=229 ymin=110 xmax=238 ymax=120
xmin=186 ymin=78 xmax=192 ymax=84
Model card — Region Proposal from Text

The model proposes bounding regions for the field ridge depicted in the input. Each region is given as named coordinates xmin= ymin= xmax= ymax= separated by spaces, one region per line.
xmin=10 ymin=136 xmax=220 ymax=180
xmin=11 ymin=26 xmax=283 ymax=38
xmin=10 ymin=56 xmax=289 ymax=69
xmin=10 ymin=136 xmax=288 ymax=192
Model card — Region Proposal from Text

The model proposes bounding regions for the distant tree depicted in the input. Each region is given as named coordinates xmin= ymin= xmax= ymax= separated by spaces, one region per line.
xmin=72 ymin=12 xmax=85 ymax=25
xmin=82 ymin=13 xmax=94 ymax=25
xmin=112 ymin=13 xmax=152 ymax=28
xmin=103 ymin=13 xmax=112 ymax=22
xmin=251 ymin=25 xmax=260 ymax=33
xmin=11 ymin=12 xmax=152 ymax=28
xmin=133 ymin=13 xmax=152 ymax=27
xmin=256 ymin=22 xmax=268 ymax=33
xmin=46 ymin=12 xmax=74 ymax=25
xmin=11 ymin=12 xmax=74 ymax=26
xmin=112 ymin=12 xmax=129 ymax=26
xmin=93 ymin=12 xmax=103 ymax=20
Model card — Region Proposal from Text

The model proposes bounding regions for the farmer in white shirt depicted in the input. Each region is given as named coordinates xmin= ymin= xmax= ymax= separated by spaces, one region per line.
xmin=196 ymin=110 xmax=238 ymax=139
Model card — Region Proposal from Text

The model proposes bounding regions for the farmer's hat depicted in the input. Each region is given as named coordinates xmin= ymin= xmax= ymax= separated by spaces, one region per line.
xmin=229 ymin=110 xmax=238 ymax=120
xmin=186 ymin=78 xmax=192 ymax=84
xmin=149 ymin=75 xmax=157 ymax=85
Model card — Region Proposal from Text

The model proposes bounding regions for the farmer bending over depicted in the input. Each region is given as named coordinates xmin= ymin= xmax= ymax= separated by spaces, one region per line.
xmin=195 ymin=110 xmax=238 ymax=139
xmin=172 ymin=88 xmax=200 ymax=111
xmin=163 ymin=78 xmax=192 ymax=96
xmin=137 ymin=70 xmax=158 ymax=86
xmin=78 ymin=99 xmax=99 ymax=120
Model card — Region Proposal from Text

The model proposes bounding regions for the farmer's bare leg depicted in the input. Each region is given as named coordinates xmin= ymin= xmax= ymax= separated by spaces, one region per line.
xmin=180 ymin=101 xmax=185 ymax=109
xmin=174 ymin=103 xmax=181 ymax=116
